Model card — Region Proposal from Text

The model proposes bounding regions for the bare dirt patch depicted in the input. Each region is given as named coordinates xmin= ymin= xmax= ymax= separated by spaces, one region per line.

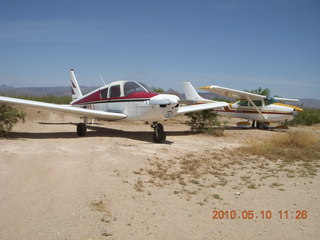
xmin=0 ymin=108 xmax=319 ymax=240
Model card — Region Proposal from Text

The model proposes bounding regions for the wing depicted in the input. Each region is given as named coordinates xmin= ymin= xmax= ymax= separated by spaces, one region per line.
xmin=0 ymin=96 xmax=126 ymax=120
xmin=274 ymin=97 xmax=300 ymax=102
xmin=199 ymin=85 xmax=266 ymax=100
xmin=177 ymin=102 xmax=228 ymax=115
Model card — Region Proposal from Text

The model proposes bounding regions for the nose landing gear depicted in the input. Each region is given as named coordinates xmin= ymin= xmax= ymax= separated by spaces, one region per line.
xmin=151 ymin=122 xmax=166 ymax=143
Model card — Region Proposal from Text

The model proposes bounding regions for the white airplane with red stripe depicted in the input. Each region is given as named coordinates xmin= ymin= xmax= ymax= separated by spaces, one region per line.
xmin=182 ymin=82 xmax=303 ymax=130
xmin=0 ymin=69 xmax=228 ymax=143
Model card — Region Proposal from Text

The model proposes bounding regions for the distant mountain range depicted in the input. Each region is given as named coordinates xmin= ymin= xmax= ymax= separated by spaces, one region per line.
xmin=0 ymin=84 xmax=96 ymax=97
xmin=1 ymin=84 xmax=319 ymax=109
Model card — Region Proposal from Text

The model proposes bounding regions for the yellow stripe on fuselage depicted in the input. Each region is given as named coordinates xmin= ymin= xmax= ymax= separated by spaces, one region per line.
xmin=273 ymin=103 xmax=303 ymax=111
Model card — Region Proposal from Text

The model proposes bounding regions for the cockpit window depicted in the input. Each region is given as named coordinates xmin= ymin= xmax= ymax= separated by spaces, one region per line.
xmin=238 ymin=100 xmax=248 ymax=106
xmin=264 ymin=97 xmax=278 ymax=105
xmin=249 ymin=100 xmax=262 ymax=107
xmin=110 ymin=85 xmax=121 ymax=98
xmin=100 ymin=88 xmax=108 ymax=99
xmin=138 ymin=82 xmax=153 ymax=92
xmin=124 ymin=82 xmax=146 ymax=96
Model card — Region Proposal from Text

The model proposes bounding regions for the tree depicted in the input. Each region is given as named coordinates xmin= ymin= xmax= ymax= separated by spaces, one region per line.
xmin=0 ymin=105 xmax=26 ymax=135
xmin=151 ymin=87 xmax=165 ymax=94
xmin=166 ymin=88 xmax=180 ymax=97
xmin=247 ymin=87 xmax=270 ymax=96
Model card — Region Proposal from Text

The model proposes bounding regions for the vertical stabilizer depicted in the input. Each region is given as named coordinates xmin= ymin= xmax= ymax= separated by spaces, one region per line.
xmin=182 ymin=81 xmax=211 ymax=102
xmin=70 ymin=69 xmax=83 ymax=101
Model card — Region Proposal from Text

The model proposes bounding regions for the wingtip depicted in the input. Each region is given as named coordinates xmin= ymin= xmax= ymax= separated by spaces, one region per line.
xmin=198 ymin=86 xmax=211 ymax=90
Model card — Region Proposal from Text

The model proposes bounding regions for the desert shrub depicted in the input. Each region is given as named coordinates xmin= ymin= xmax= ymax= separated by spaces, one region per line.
xmin=185 ymin=110 xmax=226 ymax=136
xmin=240 ymin=129 xmax=320 ymax=162
xmin=288 ymin=109 xmax=320 ymax=126
xmin=0 ymin=105 xmax=26 ymax=135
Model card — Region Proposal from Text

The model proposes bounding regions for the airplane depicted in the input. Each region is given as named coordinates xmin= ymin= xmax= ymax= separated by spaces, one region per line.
xmin=0 ymin=69 xmax=229 ymax=143
xmin=182 ymin=81 xmax=303 ymax=130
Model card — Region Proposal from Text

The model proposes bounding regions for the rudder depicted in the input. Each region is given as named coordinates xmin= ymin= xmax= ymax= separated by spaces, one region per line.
xmin=70 ymin=69 xmax=83 ymax=101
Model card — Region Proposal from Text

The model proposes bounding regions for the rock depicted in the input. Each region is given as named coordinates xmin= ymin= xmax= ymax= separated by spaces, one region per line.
xmin=101 ymin=229 xmax=108 ymax=236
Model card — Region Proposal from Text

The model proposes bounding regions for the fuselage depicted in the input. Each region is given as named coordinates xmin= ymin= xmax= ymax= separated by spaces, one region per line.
xmin=213 ymin=99 xmax=301 ymax=122
xmin=70 ymin=80 xmax=180 ymax=121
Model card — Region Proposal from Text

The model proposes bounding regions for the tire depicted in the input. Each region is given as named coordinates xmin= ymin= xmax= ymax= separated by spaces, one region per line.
xmin=257 ymin=122 xmax=269 ymax=130
xmin=77 ymin=123 xmax=87 ymax=136
xmin=153 ymin=125 xmax=166 ymax=143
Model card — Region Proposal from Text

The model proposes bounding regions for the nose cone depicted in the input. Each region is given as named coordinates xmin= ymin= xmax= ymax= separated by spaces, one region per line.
xmin=149 ymin=94 xmax=180 ymax=106
xmin=167 ymin=95 xmax=179 ymax=105
xmin=293 ymin=106 xmax=303 ymax=112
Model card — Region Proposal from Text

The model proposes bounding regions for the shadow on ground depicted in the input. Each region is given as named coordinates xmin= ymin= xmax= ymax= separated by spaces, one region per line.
xmin=5 ymin=122 xmax=195 ymax=144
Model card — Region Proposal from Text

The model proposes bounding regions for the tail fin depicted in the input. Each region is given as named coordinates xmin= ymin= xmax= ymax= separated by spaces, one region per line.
xmin=182 ymin=81 xmax=212 ymax=103
xmin=70 ymin=69 xmax=83 ymax=101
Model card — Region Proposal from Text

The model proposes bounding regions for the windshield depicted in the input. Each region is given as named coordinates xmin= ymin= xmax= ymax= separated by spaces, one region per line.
xmin=124 ymin=81 xmax=147 ymax=96
xmin=138 ymin=82 xmax=153 ymax=92
xmin=264 ymin=96 xmax=278 ymax=105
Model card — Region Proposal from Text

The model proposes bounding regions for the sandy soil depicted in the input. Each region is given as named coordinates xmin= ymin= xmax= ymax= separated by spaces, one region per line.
xmin=0 ymin=108 xmax=319 ymax=240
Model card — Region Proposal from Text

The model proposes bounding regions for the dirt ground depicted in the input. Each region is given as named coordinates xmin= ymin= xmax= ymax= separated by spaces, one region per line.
xmin=0 ymin=108 xmax=319 ymax=240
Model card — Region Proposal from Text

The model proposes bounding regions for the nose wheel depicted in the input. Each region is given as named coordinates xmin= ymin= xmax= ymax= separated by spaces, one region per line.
xmin=151 ymin=122 xmax=166 ymax=143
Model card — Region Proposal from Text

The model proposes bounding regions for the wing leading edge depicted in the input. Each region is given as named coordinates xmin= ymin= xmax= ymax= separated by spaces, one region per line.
xmin=199 ymin=85 xmax=266 ymax=100
xmin=199 ymin=85 xmax=300 ymax=102
xmin=0 ymin=96 xmax=126 ymax=120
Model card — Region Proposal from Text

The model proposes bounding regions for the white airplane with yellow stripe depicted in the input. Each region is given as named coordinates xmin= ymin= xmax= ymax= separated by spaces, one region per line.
xmin=182 ymin=82 xmax=303 ymax=130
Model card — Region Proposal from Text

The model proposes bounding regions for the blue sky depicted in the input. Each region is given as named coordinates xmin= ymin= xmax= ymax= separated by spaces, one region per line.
xmin=0 ymin=0 xmax=319 ymax=99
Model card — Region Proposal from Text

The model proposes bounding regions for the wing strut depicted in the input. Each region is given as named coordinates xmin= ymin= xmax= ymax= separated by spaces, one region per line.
xmin=246 ymin=96 xmax=267 ymax=120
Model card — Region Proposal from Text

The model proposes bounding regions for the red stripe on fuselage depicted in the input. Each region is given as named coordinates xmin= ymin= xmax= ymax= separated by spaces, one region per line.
xmin=72 ymin=91 xmax=158 ymax=105
xmin=220 ymin=106 xmax=293 ymax=115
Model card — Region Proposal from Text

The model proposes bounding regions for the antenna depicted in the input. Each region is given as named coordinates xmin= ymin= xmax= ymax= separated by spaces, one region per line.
xmin=99 ymin=74 xmax=107 ymax=86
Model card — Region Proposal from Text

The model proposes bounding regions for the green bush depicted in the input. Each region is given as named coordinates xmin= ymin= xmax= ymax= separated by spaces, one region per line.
xmin=185 ymin=110 xmax=226 ymax=136
xmin=0 ymin=105 xmax=26 ymax=135
xmin=288 ymin=109 xmax=320 ymax=126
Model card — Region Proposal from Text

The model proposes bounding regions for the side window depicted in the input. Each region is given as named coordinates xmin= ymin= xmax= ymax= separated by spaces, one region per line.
xmin=110 ymin=85 xmax=121 ymax=98
xmin=249 ymin=100 xmax=262 ymax=106
xmin=238 ymin=100 xmax=248 ymax=106
xmin=100 ymin=88 xmax=108 ymax=99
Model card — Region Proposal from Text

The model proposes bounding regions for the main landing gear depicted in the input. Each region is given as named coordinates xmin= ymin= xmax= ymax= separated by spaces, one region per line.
xmin=151 ymin=122 xmax=166 ymax=143
xmin=251 ymin=121 xmax=270 ymax=130
xmin=77 ymin=123 xmax=87 ymax=136
xmin=77 ymin=118 xmax=88 ymax=136
xmin=76 ymin=119 xmax=167 ymax=143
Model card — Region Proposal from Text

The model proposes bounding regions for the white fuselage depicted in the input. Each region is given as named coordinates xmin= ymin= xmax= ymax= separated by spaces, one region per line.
xmin=79 ymin=94 xmax=180 ymax=121
xmin=214 ymin=102 xmax=296 ymax=122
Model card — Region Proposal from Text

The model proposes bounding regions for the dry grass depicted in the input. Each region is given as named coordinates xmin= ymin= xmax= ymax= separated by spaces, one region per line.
xmin=90 ymin=199 xmax=109 ymax=212
xmin=130 ymin=129 xmax=319 ymax=203
xmin=240 ymin=130 xmax=320 ymax=162
xmin=134 ymin=180 xmax=144 ymax=192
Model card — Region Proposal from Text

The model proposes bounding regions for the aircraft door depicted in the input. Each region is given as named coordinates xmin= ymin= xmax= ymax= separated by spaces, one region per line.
xmin=107 ymin=85 xmax=124 ymax=113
